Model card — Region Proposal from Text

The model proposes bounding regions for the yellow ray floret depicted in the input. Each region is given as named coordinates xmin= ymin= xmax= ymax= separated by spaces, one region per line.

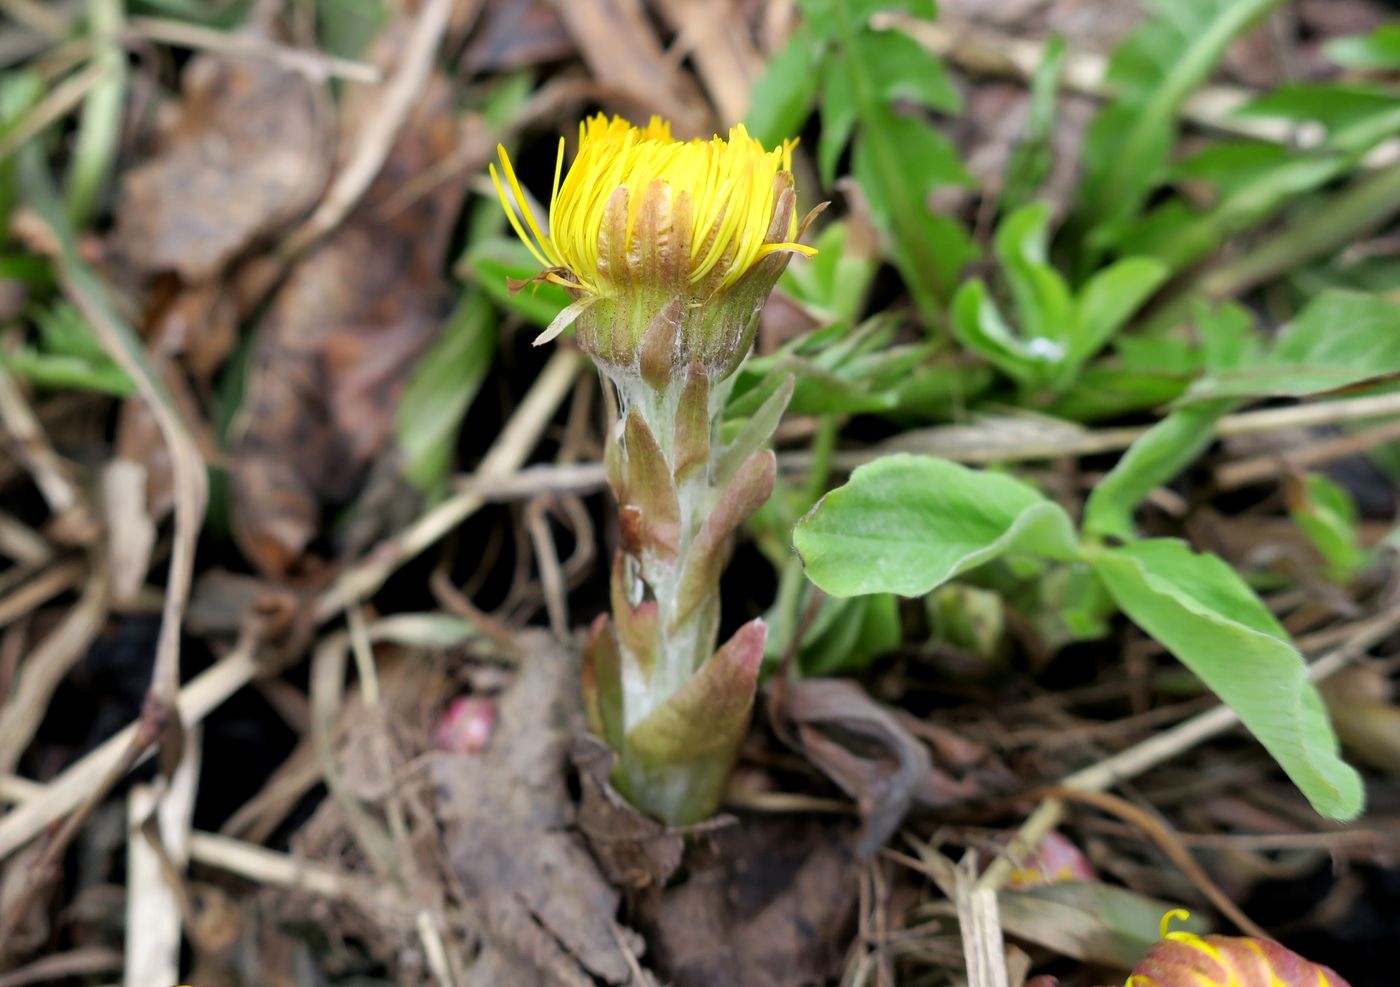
xmin=491 ymin=114 xmax=816 ymax=297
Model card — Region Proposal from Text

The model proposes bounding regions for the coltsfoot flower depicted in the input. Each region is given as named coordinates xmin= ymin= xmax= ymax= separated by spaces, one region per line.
xmin=492 ymin=114 xmax=818 ymax=384
xmin=1124 ymin=911 xmax=1351 ymax=987
xmin=490 ymin=115 xmax=816 ymax=825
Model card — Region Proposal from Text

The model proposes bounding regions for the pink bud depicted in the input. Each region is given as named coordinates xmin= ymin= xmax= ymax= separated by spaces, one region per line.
xmin=435 ymin=696 xmax=497 ymax=755
xmin=1005 ymin=830 xmax=1097 ymax=890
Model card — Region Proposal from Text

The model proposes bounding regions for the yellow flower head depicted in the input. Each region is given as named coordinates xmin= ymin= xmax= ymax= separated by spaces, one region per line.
xmin=491 ymin=114 xmax=815 ymax=298
xmin=1124 ymin=911 xmax=1351 ymax=987
xmin=490 ymin=115 xmax=819 ymax=384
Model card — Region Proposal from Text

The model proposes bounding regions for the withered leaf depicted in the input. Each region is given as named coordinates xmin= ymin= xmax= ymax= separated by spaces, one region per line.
xmin=111 ymin=51 xmax=328 ymax=283
xmin=773 ymin=678 xmax=1012 ymax=857
xmin=640 ymin=820 xmax=857 ymax=987
xmin=433 ymin=633 xmax=639 ymax=986
xmin=573 ymin=733 xmax=685 ymax=890
xmin=230 ymin=70 xmax=466 ymax=577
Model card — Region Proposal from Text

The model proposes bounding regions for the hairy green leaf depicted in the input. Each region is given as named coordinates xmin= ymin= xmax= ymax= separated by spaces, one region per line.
xmin=1092 ymin=540 xmax=1363 ymax=820
xmin=794 ymin=453 xmax=1080 ymax=597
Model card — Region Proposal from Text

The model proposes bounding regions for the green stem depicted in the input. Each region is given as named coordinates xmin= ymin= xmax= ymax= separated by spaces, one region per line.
xmin=1201 ymin=162 xmax=1400 ymax=299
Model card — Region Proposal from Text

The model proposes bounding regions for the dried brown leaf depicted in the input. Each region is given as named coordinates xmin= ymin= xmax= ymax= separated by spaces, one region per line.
xmin=573 ymin=733 xmax=685 ymax=890
xmin=640 ymin=820 xmax=857 ymax=987
xmin=434 ymin=633 xmax=639 ymax=986
xmin=111 ymin=51 xmax=328 ymax=282
xmin=774 ymin=679 xmax=1013 ymax=857
xmin=230 ymin=69 xmax=465 ymax=576
xmin=546 ymin=0 xmax=708 ymax=135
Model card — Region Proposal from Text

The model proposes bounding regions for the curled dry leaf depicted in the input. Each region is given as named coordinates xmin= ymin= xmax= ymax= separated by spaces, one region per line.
xmin=772 ymin=678 xmax=1012 ymax=856
xmin=433 ymin=633 xmax=640 ymax=986
xmin=231 ymin=68 xmax=466 ymax=576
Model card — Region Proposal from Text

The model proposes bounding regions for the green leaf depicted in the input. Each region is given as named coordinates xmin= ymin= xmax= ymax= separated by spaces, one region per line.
xmin=1091 ymin=539 xmax=1363 ymax=820
xmin=396 ymin=289 xmax=497 ymax=493
xmin=794 ymin=454 xmax=1080 ymax=598
xmin=1287 ymin=472 xmax=1369 ymax=584
xmin=1000 ymin=35 xmax=1065 ymax=215
xmin=853 ymin=107 xmax=974 ymax=315
xmin=1000 ymin=883 xmax=1210 ymax=968
xmin=1125 ymin=88 xmax=1400 ymax=272
xmin=1083 ymin=400 xmax=1231 ymax=542
xmin=995 ymin=202 xmax=1073 ymax=345
xmin=716 ymin=375 xmax=794 ymax=484
xmin=1066 ymin=256 xmax=1169 ymax=370
xmin=949 ymin=278 xmax=1042 ymax=385
xmin=1048 ymin=333 xmax=1199 ymax=421
xmin=1186 ymin=290 xmax=1400 ymax=401
xmin=1074 ymin=0 xmax=1286 ymax=254
xmin=66 ymin=0 xmax=125 ymax=227
xmin=746 ymin=25 xmax=821 ymax=148
xmin=316 ymin=0 xmax=385 ymax=58
xmin=800 ymin=0 xmax=936 ymax=26
xmin=818 ymin=0 xmax=973 ymax=321
xmin=1326 ymin=25 xmax=1400 ymax=71
xmin=855 ymin=29 xmax=960 ymax=114
xmin=464 ymin=238 xmax=570 ymax=329
xmin=1238 ymin=83 xmax=1400 ymax=134
xmin=798 ymin=592 xmax=902 ymax=675
xmin=1082 ymin=304 xmax=1253 ymax=539
xmin=817 ymin=59 xmax=858 ymax=186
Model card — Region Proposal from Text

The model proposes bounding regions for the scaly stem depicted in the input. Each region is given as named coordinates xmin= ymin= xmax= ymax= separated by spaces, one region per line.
xmin=584 ymin=361 xmax=780 ymax=825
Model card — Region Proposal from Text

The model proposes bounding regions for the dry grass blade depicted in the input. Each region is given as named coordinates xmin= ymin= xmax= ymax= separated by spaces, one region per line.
xmin=21 ymin=153 xmax=208 ymax=717
xmin=0 ymin=359 xmax=88 ymax=529
xmin=1044 ymin=787 xmax=1268 ymax=940
xmin=0 ymin=61 xmax=105 ymax=169
xmin=1216 ymin=417 xmax=1400 ymax=491
xmin=876 ymin=12 xmax=1400 ymax=167
xmin=0 ymin=560 xmax=108 ymax=774
xmin=844 ymin=391 xmax=1400 ymax=468
xmin=279 ymin=0 xmax=462 ymax=259
xmin=0 ymin=561 xmax=82 ymax=632
xmin=954 ymin=859 xmax=1009 ymax=987
xmin=0 ymin=0 xmax=72 ymax=38
xmin=186 ymin=830 xmax=412 ymax=914
xmin=100 ymin=460 xmax=155 ymax=603
xmin=0 ymin=512 xmax=51 ymax=568
xmin=0 ymin=947 xmax=124 ymax=987
xmin=316 ymin=347 xmax=584 ymax=619
xmin=547 ymin=0 xmax=708 ymax=135
xmin=0 ymin=630 xmax=259 ymax=861
xmin=976 ymin=609 xmax=1400 ymax=901
xmin=124 ymin=17 xmax=382 ymax=83
xmin=123 ymin=726 xmax=200 ymax=987
xmin=654 ymin=0 xmax=762 ymax=124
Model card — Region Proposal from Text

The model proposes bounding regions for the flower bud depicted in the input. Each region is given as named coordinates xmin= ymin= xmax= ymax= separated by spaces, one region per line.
xmin=492 ymin=115 xmax=818 ymax=385
xmin=1125 ymin=911 xmax=1351 ymax=987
